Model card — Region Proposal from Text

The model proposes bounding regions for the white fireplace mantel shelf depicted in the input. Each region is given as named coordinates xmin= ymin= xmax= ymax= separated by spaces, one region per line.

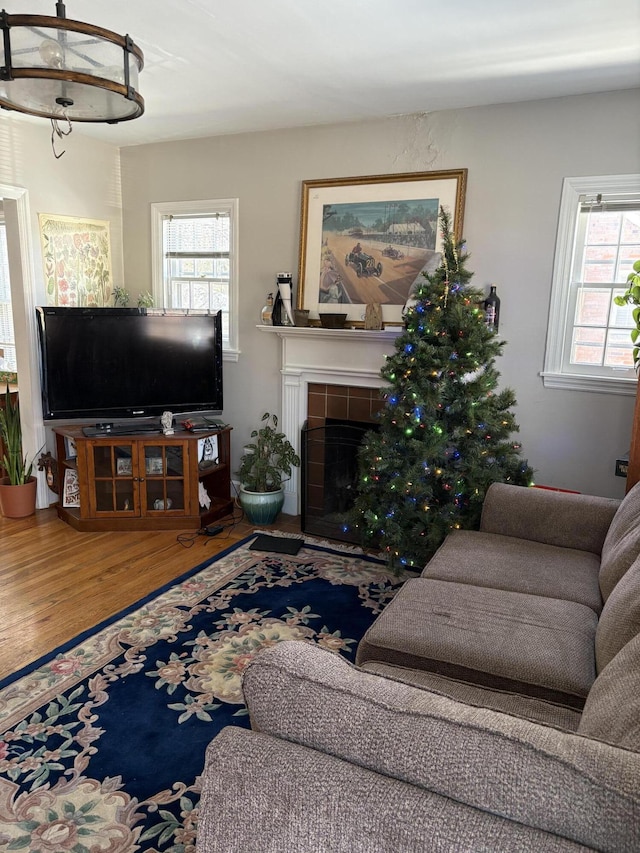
xmin=258 ymin=323 xmax=399 ymax=516
xmin=257 ymin=324 xmax=401 ymax=343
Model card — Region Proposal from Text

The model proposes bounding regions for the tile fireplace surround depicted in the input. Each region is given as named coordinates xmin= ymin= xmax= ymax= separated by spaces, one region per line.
xmin=258 ymin=325 xmax=399 ymax=514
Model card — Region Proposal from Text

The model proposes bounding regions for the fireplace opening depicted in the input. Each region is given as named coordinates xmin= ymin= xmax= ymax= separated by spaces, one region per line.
xmin=301 ymin=418 xmax=378 ymax=543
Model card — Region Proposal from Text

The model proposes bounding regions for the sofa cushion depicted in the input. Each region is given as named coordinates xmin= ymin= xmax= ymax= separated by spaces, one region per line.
xmin=594 ymin=554 xmax=640 ymax=672
xmin=355 ymin=577 xmax=597 ymax=708
xmin=242 ymin=641 xmax=640 ymax=853
xmin=579 ymin=633 xmax=640 ymax=751
xmin=421 ymin=530 xmax=602 ymax=613
xmin=360 ymin=660 xmax=582 ymax=731
xmin=599 ymin=480 xmax=640 ymax=600
xmin=480 ymin=483 xmax=619 ymax=555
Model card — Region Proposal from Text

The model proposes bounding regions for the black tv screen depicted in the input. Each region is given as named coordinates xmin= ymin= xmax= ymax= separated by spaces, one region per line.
xmin=36 ymin=307 xmax=223 ymax=421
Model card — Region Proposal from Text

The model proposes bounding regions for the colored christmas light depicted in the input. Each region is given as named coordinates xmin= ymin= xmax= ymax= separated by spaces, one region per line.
xmin=349 ymin=205 xmax=533 ymax=573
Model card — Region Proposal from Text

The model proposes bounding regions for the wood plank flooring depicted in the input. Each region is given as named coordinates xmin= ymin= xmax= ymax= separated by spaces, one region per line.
xmin=0 ymin=506 xmax=301 ymax=681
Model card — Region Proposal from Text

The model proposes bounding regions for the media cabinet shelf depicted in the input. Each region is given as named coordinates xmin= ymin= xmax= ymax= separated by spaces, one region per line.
xmin=53 ymin=425 xmax=233 ymax=532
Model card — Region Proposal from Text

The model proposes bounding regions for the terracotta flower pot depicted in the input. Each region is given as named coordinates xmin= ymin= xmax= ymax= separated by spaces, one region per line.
xmin=0 ymin=475 xmax=37 ymax=518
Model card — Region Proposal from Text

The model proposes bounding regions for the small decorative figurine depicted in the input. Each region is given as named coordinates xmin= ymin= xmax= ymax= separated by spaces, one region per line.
xmin=364 ymin=302 xmax=383 ymax=330
xmin=37 ymin=451 xmax=58 ymax=493
xmin=161 ymin=411 xmax=174 ymax=435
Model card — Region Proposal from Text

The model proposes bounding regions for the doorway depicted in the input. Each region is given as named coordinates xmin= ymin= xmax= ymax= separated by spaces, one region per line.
xmin=0 ymin=184 xmax=47 ymax=508
xmin=0 ymin=207 xmax=17 ymax=379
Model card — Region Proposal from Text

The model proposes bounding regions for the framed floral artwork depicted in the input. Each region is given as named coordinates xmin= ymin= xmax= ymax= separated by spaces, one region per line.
xmin=297 ymin=169 xmax=467 ymax=326
xmin=39 ymin=213 xmax=113 ymax=307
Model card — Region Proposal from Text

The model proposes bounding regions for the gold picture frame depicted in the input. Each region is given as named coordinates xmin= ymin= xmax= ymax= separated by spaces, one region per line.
xmin=297 ymin=169 xmax=467 ymax=327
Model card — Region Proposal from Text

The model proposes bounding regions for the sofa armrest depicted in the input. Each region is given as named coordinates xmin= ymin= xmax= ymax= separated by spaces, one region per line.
xmin=243 ymin=641 xmax=640 ymax=853
xmin=480 ymin=483 xmax=620 ymax=554
xmin=198 ymin=726 xmax=587 ymax=853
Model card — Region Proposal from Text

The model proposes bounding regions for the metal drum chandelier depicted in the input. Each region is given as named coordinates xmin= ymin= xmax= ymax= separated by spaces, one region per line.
xmin=0 ymin=1 xmax=144 ymax=153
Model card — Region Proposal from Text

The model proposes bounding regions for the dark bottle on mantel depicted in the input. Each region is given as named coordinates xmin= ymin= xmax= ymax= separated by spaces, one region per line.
xmin=484 ymin=285 xmax=500 ymax=332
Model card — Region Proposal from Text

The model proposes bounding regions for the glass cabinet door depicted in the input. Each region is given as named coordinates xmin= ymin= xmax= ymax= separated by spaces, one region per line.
xmin=91 ymin=443 xmax=136 ymax=513
xmin=143 ymin=443 xmax=186 ymax=513
xmin=85 ymin=437 xmax=190 ymax=519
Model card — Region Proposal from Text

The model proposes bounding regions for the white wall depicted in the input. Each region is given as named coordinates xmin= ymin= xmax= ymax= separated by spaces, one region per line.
xmin=120 ymin=88 xmax=640 ymax=499
xmin=0 ymin=114 xmax=124 ymax=504
xmin=0 ymin=115 xmax=125 ymax=299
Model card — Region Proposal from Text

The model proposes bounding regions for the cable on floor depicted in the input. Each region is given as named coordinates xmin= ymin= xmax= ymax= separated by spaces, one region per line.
xmin=176 ymin=508 xmax=245 ymax=548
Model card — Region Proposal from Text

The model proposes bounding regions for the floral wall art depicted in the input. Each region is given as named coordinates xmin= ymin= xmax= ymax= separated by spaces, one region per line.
xmin=39 ymin=213 xmax=113 ymax=307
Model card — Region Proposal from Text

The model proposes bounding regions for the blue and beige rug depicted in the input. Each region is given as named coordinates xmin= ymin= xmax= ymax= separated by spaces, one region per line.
xmin=0 ymin=534 xmax=410 ymax=852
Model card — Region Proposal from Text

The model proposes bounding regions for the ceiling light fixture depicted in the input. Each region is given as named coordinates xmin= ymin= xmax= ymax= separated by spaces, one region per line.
xmin=0 ymin=1 xmax=144 ymax=156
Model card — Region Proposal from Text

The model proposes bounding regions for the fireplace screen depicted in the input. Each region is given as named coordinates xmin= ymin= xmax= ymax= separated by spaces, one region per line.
xmin=301 ymin=418 xmax=377 ymax=543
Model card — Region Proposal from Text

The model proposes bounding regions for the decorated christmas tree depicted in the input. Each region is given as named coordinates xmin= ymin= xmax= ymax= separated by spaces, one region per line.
xmin=352 ymin=207 xmax=533 ymax=571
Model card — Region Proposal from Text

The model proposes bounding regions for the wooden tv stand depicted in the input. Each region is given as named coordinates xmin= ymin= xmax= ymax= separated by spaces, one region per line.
xmin=53 ymin=424 xmax=233 ymax=532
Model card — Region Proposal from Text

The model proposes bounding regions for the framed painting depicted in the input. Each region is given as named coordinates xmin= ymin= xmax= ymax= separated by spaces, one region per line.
xmin=39 ymin=213 xmax=113 ymax=307
xmin=297 ymin=169 xmax=467 ymax=326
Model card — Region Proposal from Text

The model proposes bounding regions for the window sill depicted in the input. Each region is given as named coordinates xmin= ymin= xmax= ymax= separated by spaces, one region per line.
xmin=540 ymin=371 xmax=637 ymax=396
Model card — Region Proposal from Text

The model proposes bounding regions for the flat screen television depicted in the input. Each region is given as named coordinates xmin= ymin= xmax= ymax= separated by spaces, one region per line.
xmin=36 ymin=307 xmax=223 ymax=422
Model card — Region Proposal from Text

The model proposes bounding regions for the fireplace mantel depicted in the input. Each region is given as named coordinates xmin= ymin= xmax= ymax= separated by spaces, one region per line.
xmin=258 ymin=324 xmax=400 ymax=514
xmin=257 ymin=324 xmax=399 ymax=342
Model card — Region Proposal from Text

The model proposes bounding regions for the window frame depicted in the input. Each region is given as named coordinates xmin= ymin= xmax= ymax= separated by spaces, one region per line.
xmin=151 ymin=198 xmax=239 ymax=360
xmin=542 ymin=174 xmax=640 ymax=396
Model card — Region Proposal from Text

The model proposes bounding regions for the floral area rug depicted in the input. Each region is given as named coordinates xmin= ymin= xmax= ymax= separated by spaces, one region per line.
xmin=0 ymin=534 xmax=411 ymax=852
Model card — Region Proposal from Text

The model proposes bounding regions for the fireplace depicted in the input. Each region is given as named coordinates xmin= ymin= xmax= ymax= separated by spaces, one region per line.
xmin=301 ymin=383 xmax=382 ymax=541
xmin=257 ymin=325 xmax=398 ymax=515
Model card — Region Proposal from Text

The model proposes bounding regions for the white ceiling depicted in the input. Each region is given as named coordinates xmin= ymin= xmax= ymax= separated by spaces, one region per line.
xmin=4 ymin=0 xmax=640 ymax=148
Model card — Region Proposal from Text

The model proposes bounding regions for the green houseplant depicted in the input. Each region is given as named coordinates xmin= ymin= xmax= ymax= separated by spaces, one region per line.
xmin=237 ymin=412 xmax=300 ymax=524
xmin=614 ymin=259 xmax=640 ymax=368
xmin=0 ymin=385 xmax=38 ymax=517
xmin=112 ymin=287 xmax=155 ymax=309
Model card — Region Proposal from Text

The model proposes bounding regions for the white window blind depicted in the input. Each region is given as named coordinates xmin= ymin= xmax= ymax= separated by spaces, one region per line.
xmin=151 ymin=199 xmax=239 ymax=357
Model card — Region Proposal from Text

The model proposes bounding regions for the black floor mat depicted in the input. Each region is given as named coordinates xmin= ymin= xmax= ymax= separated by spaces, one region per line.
xmin=249 ymin=534 xmax=304 ymax=555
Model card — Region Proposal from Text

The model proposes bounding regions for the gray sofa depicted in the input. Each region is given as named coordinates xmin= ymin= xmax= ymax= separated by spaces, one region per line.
xmin=356 ymin=483 xmax=640 ymax=725
xmin=196 ymin=483 xmax=640 ymax=852
xmin=356 ymin=482 xmax=640 ymax=718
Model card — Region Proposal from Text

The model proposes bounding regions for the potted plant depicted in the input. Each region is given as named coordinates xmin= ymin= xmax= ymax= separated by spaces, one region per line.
xmin=0 ymin=385 xmax=38 ymax=518
xmin=237 ymin=412 xmax=300 ymax=525
xmin=615 ymin=260 xmax=640 ymax=487
xmin=614 ymin=259 xmax=640 ymax=367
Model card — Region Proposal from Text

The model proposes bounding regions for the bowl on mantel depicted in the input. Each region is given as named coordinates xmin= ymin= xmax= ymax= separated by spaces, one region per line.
xmin=319 ymin=313 xmax=347 ymax=329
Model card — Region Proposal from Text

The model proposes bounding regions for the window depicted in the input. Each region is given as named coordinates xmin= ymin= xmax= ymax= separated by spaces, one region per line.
xmin=543 ymin=175 xmax=640 ymax=395
xmin=151 ymin=199 xmax=239 ymax=358
xmin=0 ymin=218 xmax=16 ymax=374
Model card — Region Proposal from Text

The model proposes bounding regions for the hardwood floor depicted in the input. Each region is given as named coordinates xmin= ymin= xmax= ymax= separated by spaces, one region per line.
xmin=0 ymin=506 xmax=302 ymax=681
